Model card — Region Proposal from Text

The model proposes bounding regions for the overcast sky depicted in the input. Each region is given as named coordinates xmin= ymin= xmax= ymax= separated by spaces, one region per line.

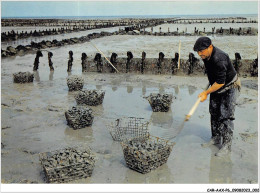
xmin=1 ymin=1 xmax=258 ymax=17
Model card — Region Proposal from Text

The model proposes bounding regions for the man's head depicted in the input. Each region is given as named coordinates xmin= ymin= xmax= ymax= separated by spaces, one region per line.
xmin=193 ymin=37 xmax=213 ymax=60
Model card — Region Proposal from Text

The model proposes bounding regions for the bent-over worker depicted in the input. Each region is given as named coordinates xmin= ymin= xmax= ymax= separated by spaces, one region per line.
xmin=193 ymin=37 xmax=241 ymax=157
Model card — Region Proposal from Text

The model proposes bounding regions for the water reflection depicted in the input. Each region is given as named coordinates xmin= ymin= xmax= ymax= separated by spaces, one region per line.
xmin=112 ymin=86 xmax=117 ymax=92
xmin=159 ymin=84 xmax=165 ymax=93
xmin=67 ymin=71 xmax=72 ymax=76
xmin=188 ymin=85 xmax=196 ymax=95
xmin=150 ymin=109 xmax=173 ymax=128
xmin=91 ymin=105 xmax=105 ymax=117
xmin=96 ymin=85 xmax=102 ymax=90
xmin=142 ymin=86 xmax=146 ymax=96
xmin=208 ymin=146 xmax=233 ymax=183
xmin=64 ymin=126 xmax=94 ymax=144
xmin=127 ymin=85 xmax=133 ymax=93
xmin=34 ymin=71 xmax=40 ymax=82
xmin=174 ymin=86 xmax=179 ymax=95
xmin=149 ymin=109 xmax=175 ymax=139
xmin=49 ymin=71 xmax=54 ymax=81
xmin=66 ymin=90 xmax=78 ymax=103
xmin=123 ymin=164 xmax=174 ymax=183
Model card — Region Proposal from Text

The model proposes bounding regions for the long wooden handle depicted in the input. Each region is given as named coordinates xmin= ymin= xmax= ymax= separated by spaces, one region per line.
xmin=185 ymin=83 xmax=210 ymax=121
xmin=187 ymin=97 xmax=201 ymax=117
xmin=90 ymin=41 xmax=119 ymax=73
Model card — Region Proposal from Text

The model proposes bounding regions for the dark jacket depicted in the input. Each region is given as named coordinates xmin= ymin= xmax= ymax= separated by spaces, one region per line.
xmin=203 ymin=46 xmax=236 ymax=86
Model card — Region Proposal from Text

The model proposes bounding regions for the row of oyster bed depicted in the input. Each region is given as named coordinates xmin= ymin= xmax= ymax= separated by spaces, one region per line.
xmin=40 ymin=76 xmax=103 ymax=183
xmin=13 ymin=74 xmax=174 ymax=113
xmin=12 ymin=74 xmax=173 ymax=113
xmin=65 ymin=75 xmax=106 ymax=129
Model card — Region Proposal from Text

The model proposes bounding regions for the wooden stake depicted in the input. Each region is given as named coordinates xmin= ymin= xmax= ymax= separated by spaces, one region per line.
xmin=89 ymin=41 xmax=119 ymax=73
xmin=178 ymin=40 xmax=181 ymax=69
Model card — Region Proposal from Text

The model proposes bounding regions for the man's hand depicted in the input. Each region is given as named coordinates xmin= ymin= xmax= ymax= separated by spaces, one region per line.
xmin=198 ymin=82 xmax=225 ymax=102
xmin=198 ymin=91 xmax=208 ymax=102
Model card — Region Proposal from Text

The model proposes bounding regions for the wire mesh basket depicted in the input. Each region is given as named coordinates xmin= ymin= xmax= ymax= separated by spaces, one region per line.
xmin=75 ymin=89 xmax=105 ymax=106
xmin=146 ymin=93 xmax=173 ymax=112
xmin=121 ymin=135 xmax=175 ymax=174
xmin=65 ymin=106 xmax=94 ymax=130
xmin=39 ymin=146 xmax=95 ymax=183
xmin=106 ymin=117 xmax=150 ymax=142
xmin=66 ymin=75 xmax=84 ymax=91
xmin=13 ymin=71 xmax=34 ymax=83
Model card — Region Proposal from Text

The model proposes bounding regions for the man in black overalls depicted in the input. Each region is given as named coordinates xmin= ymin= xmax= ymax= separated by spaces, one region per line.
xmin=193 ymin=37 xmax=241 ymax=157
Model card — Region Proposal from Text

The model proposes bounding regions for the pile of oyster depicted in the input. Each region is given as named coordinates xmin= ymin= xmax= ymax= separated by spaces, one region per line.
xmin=146 ymin=93 xmax=173 ymax=112
xmin=75 ymin=89 xmax=105 ymax=106
xmin=107 ymin=117 xmax=149 ymax=141
xmin=65 ymin=106 xmax=94 ymax=129
xmin=13 ymin=72 xmax=34 ymax=83
xmin=67 ymin=75 xmax=84 ymax=91
xmin=121 ymin=136 xmax=174 ymax=174
xmin=39 ymin=147 xmax=95 ymax=183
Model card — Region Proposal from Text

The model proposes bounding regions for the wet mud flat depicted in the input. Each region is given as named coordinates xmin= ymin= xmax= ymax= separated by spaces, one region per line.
xmin=1 ymin=20 xmax=258 ymax=183
xmin=1 ymin=69 xmax=258 ymax=183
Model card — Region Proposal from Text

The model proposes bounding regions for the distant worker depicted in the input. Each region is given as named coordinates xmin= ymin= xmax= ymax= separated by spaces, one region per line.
xmin=193 ymin=37 xmax=241 ymax=157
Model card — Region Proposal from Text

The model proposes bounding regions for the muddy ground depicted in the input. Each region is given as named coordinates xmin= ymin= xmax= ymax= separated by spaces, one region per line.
xmin=1 ymin=70 xmax=258 ymax=184
xmin=1 ymin=25 xmax=258 ymax=184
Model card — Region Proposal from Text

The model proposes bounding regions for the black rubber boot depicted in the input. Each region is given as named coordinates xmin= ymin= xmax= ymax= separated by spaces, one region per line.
xmin=201 ymin=136 xmax=221 ymax=148
xmin=215 ymin=133 xmax=232 ymax=157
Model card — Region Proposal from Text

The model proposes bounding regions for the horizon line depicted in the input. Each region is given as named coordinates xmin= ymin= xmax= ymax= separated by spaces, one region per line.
xmin=2 ymin=13 xmax=258 ymax=18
